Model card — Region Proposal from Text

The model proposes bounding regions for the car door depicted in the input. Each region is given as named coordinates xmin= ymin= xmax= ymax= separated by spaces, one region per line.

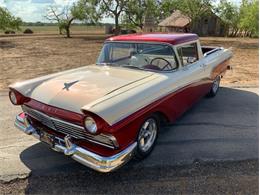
xmin=176 ymin=42 xmax=206 ymax=107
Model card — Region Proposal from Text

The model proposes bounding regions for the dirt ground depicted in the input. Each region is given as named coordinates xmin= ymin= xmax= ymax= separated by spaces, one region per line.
xmin=200 ymin=37 xmax=259 ymax=87
xmin=0 ymin=35 xmax=258 ymax=90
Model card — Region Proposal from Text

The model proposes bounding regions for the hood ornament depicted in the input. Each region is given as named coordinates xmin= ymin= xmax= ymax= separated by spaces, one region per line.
xmin=63 ymin=80 xmax=79 ymax=91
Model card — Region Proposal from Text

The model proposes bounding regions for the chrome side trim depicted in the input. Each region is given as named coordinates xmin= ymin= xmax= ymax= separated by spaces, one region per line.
xmin=14 ymin=113 xmax=137 ymax=173
xmin=203 ymin=47 xmax=223 ymax=57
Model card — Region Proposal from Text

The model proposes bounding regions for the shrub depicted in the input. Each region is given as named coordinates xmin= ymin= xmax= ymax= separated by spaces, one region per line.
xmin=4 ymin=30 xmax=15 ymax=34
xmin=23 ymin=28 xmax=33 ymax=34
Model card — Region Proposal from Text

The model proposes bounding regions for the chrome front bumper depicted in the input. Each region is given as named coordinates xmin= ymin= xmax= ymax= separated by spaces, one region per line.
xmin=15 ymin=113 xmax=137 ymax=173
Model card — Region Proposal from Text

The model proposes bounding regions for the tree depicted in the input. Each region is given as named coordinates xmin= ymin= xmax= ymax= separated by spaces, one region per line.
xmin=45 ymin=0 xmax=100 ymax=38
xmin=99 ymin=0 xmax=128 ymax=34
xmin=0 ymin=7 xmax=22 ymax=31
xmin=71 ymin=0 xmax=101 ymax=22
xmin=123 ymin=0 xmax=155 ymax=30
xmin=239 ymin=0 xmax=259 ymax=37
xmin=160 ymin=0 xmax=180 ymax=18
xmin=216 ymin=0 xmax=240 ymax=36
xmin=178 ymin=0 xmax=213 ymax=30
xmin=123 ymin=0 xmax=146 ymax=30
xmin=144 ymin=0 xmax=162 ymax=25
xmin=45 ymin=6 xmax=74 ymax=37
xmin=122 ymin=0 xmax=164 ymax=30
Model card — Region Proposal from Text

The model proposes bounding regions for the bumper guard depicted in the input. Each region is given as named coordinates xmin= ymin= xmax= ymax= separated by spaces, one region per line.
xmin=15 ymin=113 xmax=137 ymax=173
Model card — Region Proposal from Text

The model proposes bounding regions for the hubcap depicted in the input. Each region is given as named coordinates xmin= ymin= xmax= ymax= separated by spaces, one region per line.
xmin=138 ymin=118 xmax=157 ymax=152
xmin=212 ymin=77 xmax=220 ymax=93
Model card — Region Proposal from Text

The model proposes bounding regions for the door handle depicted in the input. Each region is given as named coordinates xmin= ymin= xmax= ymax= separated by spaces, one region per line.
xmin=200 ymin=64 xmax=206 ymax=68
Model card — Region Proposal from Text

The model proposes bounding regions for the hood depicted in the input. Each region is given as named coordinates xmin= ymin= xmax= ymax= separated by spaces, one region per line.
xmin=29 ymin=65 xmax=154 ymax=113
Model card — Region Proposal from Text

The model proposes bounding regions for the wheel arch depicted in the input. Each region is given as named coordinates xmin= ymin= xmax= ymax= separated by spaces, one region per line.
xmin=152 ymin=111 xmax=170 ymax=126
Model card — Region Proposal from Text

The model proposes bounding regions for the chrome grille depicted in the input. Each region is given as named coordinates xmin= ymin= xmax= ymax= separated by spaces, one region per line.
xmin=23 ymin=106 xmax=56 ymax=130
xmin=22 ymin=105 xmax=117 ymax=149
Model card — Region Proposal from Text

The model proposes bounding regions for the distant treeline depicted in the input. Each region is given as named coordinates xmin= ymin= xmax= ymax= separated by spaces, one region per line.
xmin=1 ymin=0 xmax=258 ymax=38
xmin=22 ymin=22 xmax=110 ymax=27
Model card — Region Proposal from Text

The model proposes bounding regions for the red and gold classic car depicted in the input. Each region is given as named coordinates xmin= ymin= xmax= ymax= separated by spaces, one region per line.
xmin=9 ymin=33 xmax=232 ymax=172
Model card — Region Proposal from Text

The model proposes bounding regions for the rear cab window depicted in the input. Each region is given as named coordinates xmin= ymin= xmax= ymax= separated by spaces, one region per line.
xmin=177 ymin=43 xmax=199 ymax=66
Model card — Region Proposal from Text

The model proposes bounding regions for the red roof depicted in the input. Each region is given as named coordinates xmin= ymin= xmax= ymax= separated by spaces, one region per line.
xmin=106 ymin=33 xmax=198 ymax=45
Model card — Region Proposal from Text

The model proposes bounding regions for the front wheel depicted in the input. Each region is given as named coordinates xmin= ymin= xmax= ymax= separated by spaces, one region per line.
xmin=135 ymin=115 xmax=159 ymax=159
xmin=207 ymin=76 xmax=221 ymax=97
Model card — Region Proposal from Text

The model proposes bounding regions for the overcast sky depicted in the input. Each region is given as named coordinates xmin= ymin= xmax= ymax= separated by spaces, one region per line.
xmin=0 ymin=0 xmax=242 ymax=23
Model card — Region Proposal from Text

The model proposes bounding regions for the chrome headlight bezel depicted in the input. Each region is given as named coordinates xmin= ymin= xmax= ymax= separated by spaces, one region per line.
xmin=9 ymin=90 xmax=17 ymax=105
xmin=84 ymin=117 xmax=97 ymax=134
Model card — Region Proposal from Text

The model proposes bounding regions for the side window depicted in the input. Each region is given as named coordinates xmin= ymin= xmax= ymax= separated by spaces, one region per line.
xmin=177 ymin=43 xmax=198 ymax=66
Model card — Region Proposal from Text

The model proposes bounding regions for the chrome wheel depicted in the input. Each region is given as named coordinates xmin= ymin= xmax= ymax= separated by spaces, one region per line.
xmin=212 ymin=77 xmax=220 ymax=94
xmin=138 ymin=118 xmax=158 ymax=153
xmin=207 ymin=76 xmax=221 ymax=97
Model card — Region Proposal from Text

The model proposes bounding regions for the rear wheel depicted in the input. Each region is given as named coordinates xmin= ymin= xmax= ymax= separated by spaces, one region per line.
xmin=135 ymin=115 xmax=159 ymax=159
xmin=207 ymin=76 xmax=221 ymax=97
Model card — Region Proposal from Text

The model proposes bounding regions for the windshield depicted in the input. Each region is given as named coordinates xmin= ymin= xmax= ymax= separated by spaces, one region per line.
xmin=97 ymin=42 xmax=178 ymax=71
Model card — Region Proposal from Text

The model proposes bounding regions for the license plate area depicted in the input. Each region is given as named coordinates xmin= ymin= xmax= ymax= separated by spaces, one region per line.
xmin=40 ymin=131 xmax=54 ymax=147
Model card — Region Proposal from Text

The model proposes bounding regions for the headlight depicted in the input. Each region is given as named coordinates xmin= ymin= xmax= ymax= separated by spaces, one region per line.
xmin=84 ymin=117 xmax=97 ymax=134
xmin=9 ymin=90 xmax=17 ymax=105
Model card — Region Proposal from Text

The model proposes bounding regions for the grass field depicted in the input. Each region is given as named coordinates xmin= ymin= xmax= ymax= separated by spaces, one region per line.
xmin=0 ymin=25 xmax=105 ymax=35
xmin=0 ymin=33 xmax=258 ymax=90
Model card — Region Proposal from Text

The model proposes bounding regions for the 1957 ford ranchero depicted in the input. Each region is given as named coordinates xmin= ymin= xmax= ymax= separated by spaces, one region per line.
xmin=9 ymin=33 xmax=232 ymax=172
